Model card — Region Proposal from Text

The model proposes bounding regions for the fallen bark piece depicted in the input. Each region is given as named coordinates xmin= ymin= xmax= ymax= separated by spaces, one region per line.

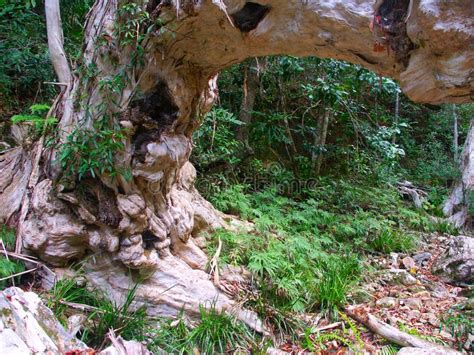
xmin=344 ymin=307 xmax=461 ymax=354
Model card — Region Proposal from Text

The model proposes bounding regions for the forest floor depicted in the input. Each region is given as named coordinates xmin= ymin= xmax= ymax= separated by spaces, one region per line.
xmin=278 ymin=231 xmax=471 ymax=354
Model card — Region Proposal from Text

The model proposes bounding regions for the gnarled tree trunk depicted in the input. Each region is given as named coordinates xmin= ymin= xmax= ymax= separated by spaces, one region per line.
xmin=0 ymin=0 xmax=473 ymax=328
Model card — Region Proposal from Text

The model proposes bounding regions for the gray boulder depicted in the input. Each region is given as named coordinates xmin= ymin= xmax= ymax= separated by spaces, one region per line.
xmin=432 ymin=236 xmax=474 ymax=284
xmin=0 ymin=287 xmax=88 ymax=354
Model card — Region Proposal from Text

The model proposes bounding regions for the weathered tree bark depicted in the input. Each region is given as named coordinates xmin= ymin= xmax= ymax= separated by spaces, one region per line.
xmin=1 ymin=0 xmax=473 ymax=328
xmin=444 ymin=119 xmax=474 ymax=228
xmin=236 ymin=58 xmax=259 ymax=153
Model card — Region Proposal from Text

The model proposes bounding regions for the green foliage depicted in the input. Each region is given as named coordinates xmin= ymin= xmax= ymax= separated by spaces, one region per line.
xmin=47 ymin=278 xmax=147 ymax=349
xmin=193 ymin=108 xmax=244 ymax=169
xmin=208 ymin=184 xmax=252 ymax=219
xmin=83 ymin=283 xmax=147 ymax=348
xmin=59 ymin=126 xmax=127 ymax=180
xmin=398 ymin=322 xmax=447 ymax=346
xmin=0 ymin=225 xmax=16 ymax=251
xmin=313 ymin=255 xmax=361 ymax=314
xmin=189 ymin=305 xmax=252 ymax=354
xmin=47 ymin=277 xmax=99 ymax=324
xmin=441 ymin=306 xmax=473 ymax=350
xmin=0 ymin=0 xmax=92 ymax=108
xmin=150 ymin=315 xmax=191 ymax=354
xmin=150 ymin=306 xmax=252 ymax=354
xmin=0 ymin=258 xmax=24 ymax=289
xmin=368 ymin=228 xmax=417 ymax=254
xmin=0 ymin=226 xmax=24 ymax=288
xmin=11 ymin=104 xmax=56 ymax=136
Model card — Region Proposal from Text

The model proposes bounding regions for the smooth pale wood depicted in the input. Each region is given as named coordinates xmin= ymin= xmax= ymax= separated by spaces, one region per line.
xmin=345 ymin=307 xmax=461 ymax=354
xmin=45 ymin=0 xmax=71 ymax=86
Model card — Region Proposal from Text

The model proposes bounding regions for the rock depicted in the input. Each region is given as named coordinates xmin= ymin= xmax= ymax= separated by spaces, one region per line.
xmin=0 ymin=287 xmax=88 ymax=354
xmin=266 ymin=347 xmax=290 ymax=355
xmin=402 ymin=256 xmax=417 ymax=270
xmin=425 ymin=313 xmax=439 ymax=327
xmin=412 ymin=291 xmax=430 ymax=298
xmin=406 ymin=310 xmax=421 ymax=320
xmin=464 ymin=333 xmax=474 ymax=351
xmin=67 ymin=314 xmax=86 ymax=337
xmin=402 ymin=297 xmax=423 ymax=310
xmin=397 ymin=347 xmax=460 ymax=355
xmin=412 ymin=252 xmax=432 ymax=266
xmin=381 ymin=269 xmax=418 ymax=286
xmin=390 ymin=252 xmax=400 ymax=268
xmin=100 ymin=335 xmax=151 ymax=355
xmin=349 ymin=289 xmax=375 ymax=304
xmin=432 ymin=236 xmax=474 ymax=284
xmin=376 ymin=297 xmax=397 ymax=308
xmin=429 ymin=283 xmax=450 ymax=299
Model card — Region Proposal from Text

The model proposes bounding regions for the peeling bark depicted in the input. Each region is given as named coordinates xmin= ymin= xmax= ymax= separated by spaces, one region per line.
xmin=1 ymin=0 xmax=473 ymax=327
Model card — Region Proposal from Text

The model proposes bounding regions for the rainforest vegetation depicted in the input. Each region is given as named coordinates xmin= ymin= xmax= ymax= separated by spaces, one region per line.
xmin=0 ymin=1 xmax=472 ymax=353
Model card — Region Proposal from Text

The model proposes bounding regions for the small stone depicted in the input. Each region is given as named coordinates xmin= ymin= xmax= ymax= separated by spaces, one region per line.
xmin=381 ymin=269 xmax=417 ymax=286
xmin=430 ymin=284 xmax=450 ymax=299
xmin=402 ymin=297 xmax=423 ymax=310
xmin=464 ymin=333 xmax=474 ymax=351
xmin=390 ymin=252 xmax=399 ymax=268
xmin=350 ymin=289 xmax=375 ymax=304
xmin=376 ymin=297 xmax=397 ymax=308
xmin=426 ymin=313 xmax=439 ymax=327
xmin=412 ymin=252 xmax=432 ymax=266
xmin=412 ymin=291 xmax=430 ymax=298
xmin=400 ymin=272 xmax=417 ymax=286
xmin=406 ymin=310 xmax=421 ymax=320
xmin=402 ymin=256 xmax=416 ymax=270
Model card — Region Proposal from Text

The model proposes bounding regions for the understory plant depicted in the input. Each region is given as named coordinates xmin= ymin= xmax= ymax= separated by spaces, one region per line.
xmin=0 ymin=226 xmax=24 ymax=288
xmin=150 ymin=305 xmax=253 ymax=354
xmin=46 ymin=278 xmax=146 ymax=349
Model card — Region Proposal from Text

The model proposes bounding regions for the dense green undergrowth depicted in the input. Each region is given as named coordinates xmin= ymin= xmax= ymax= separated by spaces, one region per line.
xmin=200 ymin=177 xmax=457 ymax=337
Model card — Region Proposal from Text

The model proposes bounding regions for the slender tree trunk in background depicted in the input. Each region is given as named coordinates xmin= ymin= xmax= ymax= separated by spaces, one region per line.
xmin=236 ymin=59 xmax=259 ymax=153
xmin=444 ymin=120 xmax=474 ymax=228
xmin=45 ymin=0 xmax=71 ymax=86
xmin=0 ymin=0 xmax=472 ymax=326
xmin=453 ymin=104 xmax=459 ymax=162
xmin=277 ymin=78 xmax=298 ymax=156
xmin=392 ymin=90 xmax=400 ymax=144
xmin=315 ymin=110 xmax=331 ymax=175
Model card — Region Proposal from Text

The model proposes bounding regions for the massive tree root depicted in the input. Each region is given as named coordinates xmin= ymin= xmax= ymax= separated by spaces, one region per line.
xmin=0 ymin=0 xmax=472 ymax=328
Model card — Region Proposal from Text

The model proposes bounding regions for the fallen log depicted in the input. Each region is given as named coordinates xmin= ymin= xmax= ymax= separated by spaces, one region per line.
xmin=344 ymin=307 xmax=461 ymax=354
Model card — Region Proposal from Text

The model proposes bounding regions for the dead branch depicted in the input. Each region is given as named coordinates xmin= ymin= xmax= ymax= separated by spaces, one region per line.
xmin=345 ymin=307 xmax=461 ymax=354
